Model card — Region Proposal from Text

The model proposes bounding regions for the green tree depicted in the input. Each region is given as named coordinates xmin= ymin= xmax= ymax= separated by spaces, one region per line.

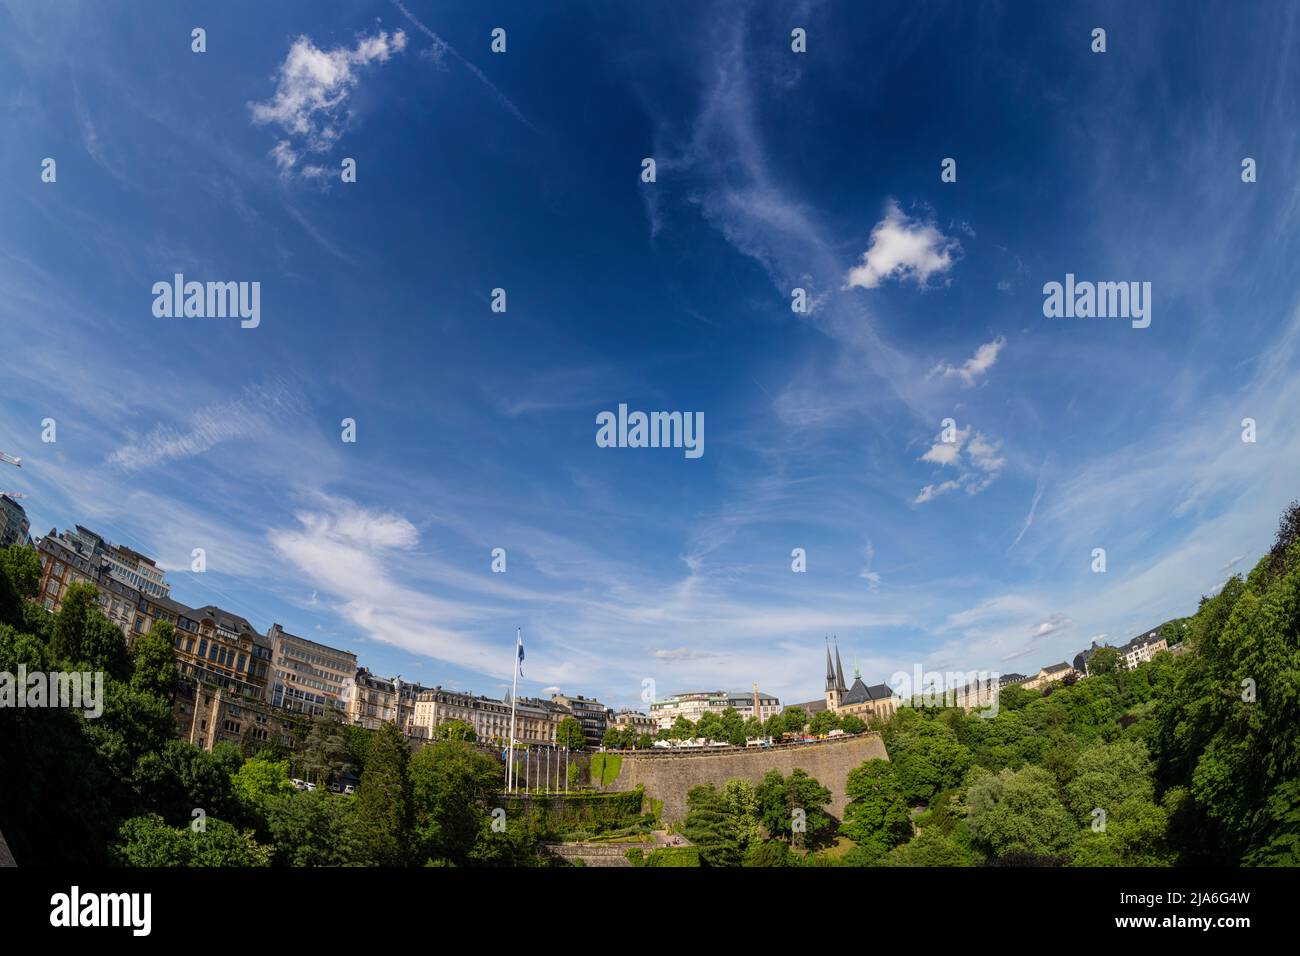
xmin=839 ymin=714 xmax=867 ymax=734
xmin=435 ymin=719 xmax=477 ymax=742
xmin=881 ymin=829 xmax=977 ymax=867
xmin=130 ymin=621 xmax=178 ymax=698
xmin=49 ymin=581 xmax=99 ymax=663
xmin=0 ymin=543 xmax=40 ymax=627
xmin=719 ymin=779 xmax=763 ymax=851
xmin=351 ymin=721 xmax=412 ymax=865
xmin=1069 ymin=796 xmax=1175 ymax=866
xmin=114 ymin=814 xmax=271 ymax=867
xmin=966 ymin=766 xmax=1077 ymax=860
xmin=556 ymin=716 xmax=586 ymax=750
xmin=755 ymin=768 xmax=835 ymax=849
xmin=890 ymin=724 xmax=973 ymax=804
xmin=780 ymin=707 xmax=808 ymax=736
xmin=130 ymin=738 xmax=239 ymax=827
xmin=1087 ymin=645 xmax=1122 ymax=676
xmin=299 ymin=714 xmax=350 ymax=785
xmin=742 ymin=840 xmax=794 ymax=867
xmin=232 ymin=756 xmax=295 ymax=811
xmin=1063 ymin=740 xmax=1155 ymax=822
xmin=842 ymin=759 xmax=912 ymax=854
xmin=696 ymin=710 xmax=725 ymax=743
xmin=668 ymin=715 xmax=696 ymax=742
xmin=409 ymin=739 xmax=501 ymax=864
xmin=682 ymin=784 xmax=742 ymax=866
xmin=263 ymin=789 xmax=366 ymax=867
xmin=809 ymin=709 xmax=841 ymax=736
xmin=79 ymin=613 xmax=131 ymax=681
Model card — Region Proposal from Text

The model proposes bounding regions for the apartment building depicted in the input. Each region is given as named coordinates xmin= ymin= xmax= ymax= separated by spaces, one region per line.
xmin=648 ymin=689 xmax=782 ymax=730
xmin=0 ymin=494 xmax=29 ymax=548
xmin=550 ymin=693 xmax=610 ymax=746
xmin=266 ymin=623 xmax=357 ymax=717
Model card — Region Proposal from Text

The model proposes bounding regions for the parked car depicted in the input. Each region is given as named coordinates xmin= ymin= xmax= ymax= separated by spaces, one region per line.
xmin=291 ymin=778 xmax=309 ymax=791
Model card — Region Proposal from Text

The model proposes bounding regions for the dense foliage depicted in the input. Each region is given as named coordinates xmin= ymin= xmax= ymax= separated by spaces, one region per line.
xmin=0 ymin=545 xmax=554 ymax=866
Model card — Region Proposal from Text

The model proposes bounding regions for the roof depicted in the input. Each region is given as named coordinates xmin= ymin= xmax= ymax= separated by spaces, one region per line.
xmin=788 ymin=699 xmax=828 ymax=714
xmin=1041 ymin=662 xmax=1073 ymax=674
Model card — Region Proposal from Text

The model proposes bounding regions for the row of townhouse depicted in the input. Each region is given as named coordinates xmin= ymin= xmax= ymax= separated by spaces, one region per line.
xmin=29 ymin=524 xmax=617 ymax=750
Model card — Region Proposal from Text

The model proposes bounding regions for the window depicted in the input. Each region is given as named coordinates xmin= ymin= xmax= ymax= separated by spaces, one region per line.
xmin=198 ymin=640 xmax=208 ymax=658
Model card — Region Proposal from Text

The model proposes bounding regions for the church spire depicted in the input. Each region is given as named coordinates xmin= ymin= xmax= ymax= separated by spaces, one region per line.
xmin=824 ymin=637 xmax=836 ymax=691
xmin=834 ymin=637 xmax=847 ymax=692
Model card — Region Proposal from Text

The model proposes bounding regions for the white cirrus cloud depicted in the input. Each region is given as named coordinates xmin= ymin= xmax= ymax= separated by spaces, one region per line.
xmin=930 ymin=336 xmax=1006 ymax=387
xmin=845 ymin=201 xmax=962 ymax=290
xmin=106 ymin=379 xmax=308 ymax=472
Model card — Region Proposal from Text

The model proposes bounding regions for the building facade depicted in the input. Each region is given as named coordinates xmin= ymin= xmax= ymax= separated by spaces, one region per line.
xmin=35 ymin=528 xmax=145 ymax=640
xmin=0 ymin=495 xmax=29 ymax=548
xmin=648 ymin=689 xmax=782 ymax=729
xmin=550 ymin=693 xmax=610 ymax=746
xmin=411 ymin=687 xmax=568 ymax=746
xmin=1074 ymin=629 xmax=1170 ymax=675
xmin=174 ymin=679 xmax=305 ymax=753
xmin=1021 ymin=662 xmax=1077 ymax=691
xmin=266 ymin=623 xmax=357 ymax=717
xmin=64 ymin=525 xmax=170 ymax=598
xmin=612 ymin=710 xmax=658 ymax=737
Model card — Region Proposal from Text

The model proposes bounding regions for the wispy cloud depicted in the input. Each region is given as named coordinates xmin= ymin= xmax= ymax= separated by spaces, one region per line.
xmin=106 ymin=379 xmax=308 ymax=472
xmin=930 ymin=336 xmax=1006 ymax=388
xmin=392 ymin=0 xmax=536 ymax=132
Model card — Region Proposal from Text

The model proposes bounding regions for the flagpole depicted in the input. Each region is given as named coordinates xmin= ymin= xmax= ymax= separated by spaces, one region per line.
xmin=507 ymin=627 xmax=521 ymax=793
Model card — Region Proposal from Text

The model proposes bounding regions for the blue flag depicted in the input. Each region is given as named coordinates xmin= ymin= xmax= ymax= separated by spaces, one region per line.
xmin=518 ymin=639 xmax=525 ymax=676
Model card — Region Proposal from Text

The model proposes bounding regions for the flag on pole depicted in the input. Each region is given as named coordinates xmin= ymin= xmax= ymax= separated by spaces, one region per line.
xmin=517 ymin=637 xmax=525 ymax=677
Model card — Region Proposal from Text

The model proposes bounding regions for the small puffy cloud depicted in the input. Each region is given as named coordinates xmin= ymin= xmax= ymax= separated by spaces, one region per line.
xmin=913 ymin=422 xmax=1005 ymax=504
xmin=845 ymin=201 xmax=962 ymax=290
xmin=929 ymin=336 xmax=1006 ymax=388
xmin=249 ymin=29 xmax=407 ymax=174
xmin=966 ymin=433 xmax=1005 ymax=475
xmin=921 ymin=425 xmax=970 ymax=467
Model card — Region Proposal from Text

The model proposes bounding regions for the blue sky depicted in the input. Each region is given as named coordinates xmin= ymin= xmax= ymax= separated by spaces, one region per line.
xmin=3 ymin=0 xmax=1299 ymax=711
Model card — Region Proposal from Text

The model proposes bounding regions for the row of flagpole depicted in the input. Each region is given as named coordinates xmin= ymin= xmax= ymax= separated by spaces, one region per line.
xmin=504 ymin=628 xmax=573 ymax=794
xmin=504 ymin=741 xmax=573 ymax=793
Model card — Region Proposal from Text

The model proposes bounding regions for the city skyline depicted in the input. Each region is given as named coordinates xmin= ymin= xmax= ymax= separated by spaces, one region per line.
xmin=3 ymin=1 xmax=1299 ymax=715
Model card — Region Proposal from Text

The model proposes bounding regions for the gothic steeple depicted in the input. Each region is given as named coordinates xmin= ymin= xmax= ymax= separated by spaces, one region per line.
xmin=824 ymin=638 xmax=837 ymax=692
xmin=833 ymin=637 xmax=847 ymax=692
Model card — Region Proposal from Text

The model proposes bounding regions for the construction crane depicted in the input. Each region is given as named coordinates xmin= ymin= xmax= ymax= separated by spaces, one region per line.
xmin=0 ymin=451 xmax=20 ymax=467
